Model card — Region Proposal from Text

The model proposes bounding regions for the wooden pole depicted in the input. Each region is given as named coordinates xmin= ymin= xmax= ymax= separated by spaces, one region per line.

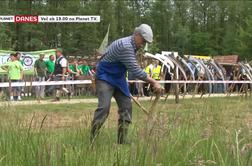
xmin=174 ymin=66 xmax=179 ymax=104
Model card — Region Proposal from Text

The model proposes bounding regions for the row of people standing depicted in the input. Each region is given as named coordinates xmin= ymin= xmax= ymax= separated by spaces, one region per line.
xmin=0 ymin=48 xmax=94 ymax=101
xmin=34 ymin=48 xmax=94 ymax=101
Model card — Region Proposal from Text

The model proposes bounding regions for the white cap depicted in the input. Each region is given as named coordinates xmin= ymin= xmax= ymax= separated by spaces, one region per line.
xmin=134 ymin=24 xmax=153 ymax=43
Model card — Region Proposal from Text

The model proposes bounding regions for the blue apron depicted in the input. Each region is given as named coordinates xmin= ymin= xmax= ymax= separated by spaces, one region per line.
xmin=96 ymin=61 xmax=130 ymax=97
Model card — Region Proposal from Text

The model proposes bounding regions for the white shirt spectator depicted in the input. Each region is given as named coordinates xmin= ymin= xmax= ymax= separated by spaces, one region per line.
xmin=58 ymin=55 xmax=67 ymax=68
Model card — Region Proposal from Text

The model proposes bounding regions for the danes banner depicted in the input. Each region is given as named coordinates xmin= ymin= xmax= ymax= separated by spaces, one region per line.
xmin=0 ymin=49 xmax=56 ymax=73
xmin=0 ymin=15 xmax=100 ymax=23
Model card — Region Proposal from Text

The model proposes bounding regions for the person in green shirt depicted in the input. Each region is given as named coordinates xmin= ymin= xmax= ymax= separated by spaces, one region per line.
xmin=34 ymin=54 xmax=47 ymax=77
xmin=34 ymin=54 xmax=47 ymax=99
xmin=45 ymin=55 xmax=55 ymax=76
xmin=1 ymin=53 xmax=23 ymax=101
xmin=78 ymin=60 xmax=91 ymax=76
xmin=44 ymin=55 xmax=55 ymax=96
xmin=68 ymin=59 xmax=80 ymax=78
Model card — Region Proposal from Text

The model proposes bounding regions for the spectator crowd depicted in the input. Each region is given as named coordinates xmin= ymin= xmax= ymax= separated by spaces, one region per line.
xmin=0 ymin=49 xmax=251 ymax=102
xmin=0 ymin=49 xmax=96 ymax=101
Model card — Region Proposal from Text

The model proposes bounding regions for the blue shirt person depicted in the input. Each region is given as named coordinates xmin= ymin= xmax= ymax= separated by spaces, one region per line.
xmin=91 ymin=24 xmax=162 ymax=144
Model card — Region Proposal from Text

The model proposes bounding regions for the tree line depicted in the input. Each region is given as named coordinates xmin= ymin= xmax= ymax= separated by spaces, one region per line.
xmin=0 ymin=0 xmax=251 ymax=60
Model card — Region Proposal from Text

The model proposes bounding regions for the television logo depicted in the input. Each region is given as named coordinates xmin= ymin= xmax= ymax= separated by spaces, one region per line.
xmin=14 ymin=15 xmax=38 ymax=23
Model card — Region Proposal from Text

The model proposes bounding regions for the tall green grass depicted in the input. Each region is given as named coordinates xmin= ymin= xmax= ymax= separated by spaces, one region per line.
xmin=0 ymin=97 xmax=251 ymax=165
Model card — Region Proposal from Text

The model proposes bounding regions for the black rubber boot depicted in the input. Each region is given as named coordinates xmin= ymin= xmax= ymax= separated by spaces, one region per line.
xmin=117 ymin=121 xmax=130 ymax=144
xmin=90 ymin=122 xmax=102 ymax=144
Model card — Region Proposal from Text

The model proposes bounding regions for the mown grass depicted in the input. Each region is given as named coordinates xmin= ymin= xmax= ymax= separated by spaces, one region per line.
xmin=0 ymin=97 xmax=251 ymax=165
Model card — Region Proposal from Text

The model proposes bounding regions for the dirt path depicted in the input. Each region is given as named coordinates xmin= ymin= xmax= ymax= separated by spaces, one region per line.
xmin=0 ymin=93 xmax=242 ymax=106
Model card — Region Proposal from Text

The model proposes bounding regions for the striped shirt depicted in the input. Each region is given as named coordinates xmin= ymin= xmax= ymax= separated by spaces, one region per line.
xmin=101 ymin=35 xmax=147 ymax=80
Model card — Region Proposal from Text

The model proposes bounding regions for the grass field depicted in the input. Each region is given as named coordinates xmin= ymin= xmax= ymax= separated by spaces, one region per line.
xmin=0 ymin=97 xmax=251 ymax=165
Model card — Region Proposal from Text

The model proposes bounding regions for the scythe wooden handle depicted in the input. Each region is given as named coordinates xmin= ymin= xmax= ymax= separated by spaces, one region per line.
xmin=131 ymin=94 xmax=149 ymax=115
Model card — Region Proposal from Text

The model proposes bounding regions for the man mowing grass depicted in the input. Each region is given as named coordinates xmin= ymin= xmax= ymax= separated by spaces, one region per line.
xmin=91 ymin=24 xmax=162 ymax=144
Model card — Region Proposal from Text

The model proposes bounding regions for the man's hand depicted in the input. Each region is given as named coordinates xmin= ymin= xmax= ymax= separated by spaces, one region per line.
xmin=61 ymin=76 xmax=65 ymax=81
xmin=152 ymin=82 xmax=163 ymax=94
xmin=145 ymin=76 xmax=163 ymax=94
